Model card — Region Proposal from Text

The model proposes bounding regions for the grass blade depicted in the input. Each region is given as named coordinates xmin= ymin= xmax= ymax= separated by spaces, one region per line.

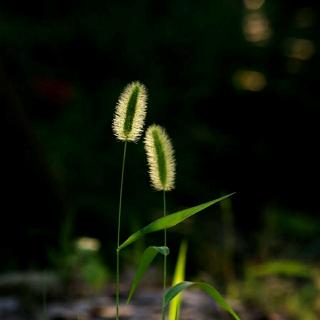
xmin=169 ymin=241 xmax=188 ymax=320
xmin=164 ymin=281 xmax=240 ymax=320
xmin=118 ymin=193 xmax=235 ymax=251
xmin=247 ymin=260 xmax=312 ymax=278
xmin=127 ymin=246 xmax=169 ymax=303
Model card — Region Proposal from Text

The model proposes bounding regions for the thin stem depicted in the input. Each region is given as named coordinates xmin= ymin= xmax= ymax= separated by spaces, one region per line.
xmin=162 ymin=190 xmax=167 ymax=320
xmin=116 ymin=141 xmax=128 ymax=320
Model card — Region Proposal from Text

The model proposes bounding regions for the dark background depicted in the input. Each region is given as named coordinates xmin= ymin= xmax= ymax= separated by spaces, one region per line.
xmin=1 ymin=0 xmax=319 ymax=276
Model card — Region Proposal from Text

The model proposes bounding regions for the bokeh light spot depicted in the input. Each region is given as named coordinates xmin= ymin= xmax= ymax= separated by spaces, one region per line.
xmin=233 ymin=70 xmax=267 ymax=92
xmin=243 ymin=12 xmax=272 ymax=43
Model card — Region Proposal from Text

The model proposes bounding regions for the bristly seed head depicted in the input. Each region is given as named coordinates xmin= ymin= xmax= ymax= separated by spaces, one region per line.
xmin=112 ymin=81 xmax=147 ymax=142
xmin=144 ymin=125 xmax=176 ymax=191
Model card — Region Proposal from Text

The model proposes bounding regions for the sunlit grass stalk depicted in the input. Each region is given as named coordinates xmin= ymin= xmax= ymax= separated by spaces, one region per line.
xmin=169 ymin=240 xmax=188 ymax=320
xmin=113 ymin=81 xmax=147 ymax=320
xmin=144 ymin=125 xmax=176 ymax=320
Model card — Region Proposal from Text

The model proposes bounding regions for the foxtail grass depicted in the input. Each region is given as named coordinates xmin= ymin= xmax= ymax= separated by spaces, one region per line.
xmin=144 ymin=124 xmax=176 ymax=320
xmin=111 ymin=84 xmax=239 ymax=320
xmin=113 ymin=81 xmax=147 ymax=142
xmin=113 ymin=81 xmax=147 ymax=320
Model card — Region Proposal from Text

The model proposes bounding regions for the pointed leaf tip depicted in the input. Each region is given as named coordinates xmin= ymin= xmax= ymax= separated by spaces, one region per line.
xmin=119 ymin=193 xmax=235 ymax=251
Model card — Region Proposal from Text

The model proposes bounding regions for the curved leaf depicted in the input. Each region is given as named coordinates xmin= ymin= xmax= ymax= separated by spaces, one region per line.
xmin=118 ymin=193 xmax=235 ymax=251
xmin=127 ymin=246 xmax=169 ymax=303
xmin=165 ymin=281 xmax=240 ymax=320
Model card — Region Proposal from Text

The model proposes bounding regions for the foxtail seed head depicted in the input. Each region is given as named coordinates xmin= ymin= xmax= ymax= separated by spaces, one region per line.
xmin=144 ymin=125 xmax=176 ymax=191
xmin=112 ymin=81 xmax=147 ymax=142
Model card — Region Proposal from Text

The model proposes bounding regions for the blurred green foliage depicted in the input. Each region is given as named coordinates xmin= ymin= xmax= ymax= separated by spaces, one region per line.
xmin=1 ymin=0 xmax=319 ymax=292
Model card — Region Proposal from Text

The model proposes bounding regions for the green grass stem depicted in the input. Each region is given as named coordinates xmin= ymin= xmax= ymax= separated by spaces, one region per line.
xmin=162 ymin=190 xmax=167 ymax=320
xmin=116 ymin=141 xmax=128 ymax=320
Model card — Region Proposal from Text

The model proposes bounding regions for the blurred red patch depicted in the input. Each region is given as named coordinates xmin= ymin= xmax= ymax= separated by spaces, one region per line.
xmin=33 ymin=78 xmax=74 ymax=105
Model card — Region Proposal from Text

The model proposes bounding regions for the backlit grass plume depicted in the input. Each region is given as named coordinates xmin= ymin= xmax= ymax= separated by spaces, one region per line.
xmin=113 ymin=81 xmax=148 ymax=320
xmin=144 ymin=125 xmax=176 ymax=191
xmin=112 ymin=81 xmax=147 ymax=142
xmin=144 ymin=124 xmax=175 ymax=320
